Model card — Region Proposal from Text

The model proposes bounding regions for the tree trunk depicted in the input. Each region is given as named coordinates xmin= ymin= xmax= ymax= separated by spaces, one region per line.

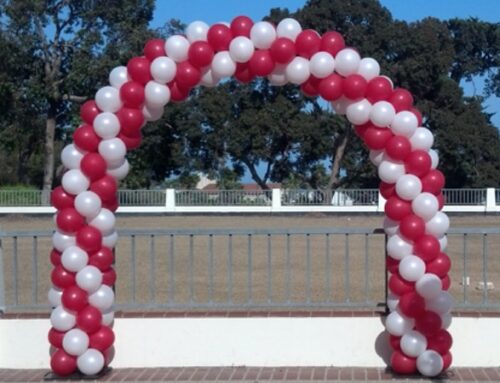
xmin=42 ymin=104 xmax=57 ymax=204
xmin=328 ymin=126 xmax=351 ymax=190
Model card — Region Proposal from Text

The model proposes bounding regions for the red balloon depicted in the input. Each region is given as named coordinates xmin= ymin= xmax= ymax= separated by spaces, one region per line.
xmin=379 ymin=181 xmax=396 ymax=199
xmin=300 ymin=76 xmax=321 ymax=97
xmin=391 ymin=350 xmax=417 ymax=375
xmin=76 ymin=226 xmax=102 ymax=253
xmin=354 ymin=122 xmax=370 ymax=138
xmin=436 ymin=192 xmax=445 ymax=210
xmin=414 ymin=235 xmax=440 ymax=262
xmin=102 ymin=268 xmax=117 ymax=286
xmin=269 ymin=37 xmax=296 ymax=64
xmin=399 ymin=214 xmax=426 ymax=241
xmin=80 ymin=153 xmax=107 ymax=181
xmin=56 ymin=208 xmax=85 ymax=234
xmin=366 ymin=76 xmax=393 ymax=103
xmin=389 ymin=273 xmax=415 ymax=295
xmin=442 ymin=351 xmax=452 ymax=370
xmin=389 ymin=335 xmax=401 ymax=351
xmin=426 ymin=252 xmax=451 ymax=278
xmin=234 ymin=63 xmax=254 ymax=84
xmin=90 ymin=175 xmax=117 ymax=202
xmin=421 ymin=170 xmax=445 ymax=195
xmin=51 ymin=266 xmax=76 ymax=289
xmin=410 ymin=107 xmax=423 ymax=126
xmin=102 ymin=197 xmax=119 ymax=213
xmin=320 ymin=31 xmax=345 ymax=56
xmin=61 ymin=285 xmax=88 ymax=312
xmin=80 ymin=100 xmax=100 ymax=125
xmin=127 ymin=56 xmax=151 ymax=85
xmin=50 ymin=249 xmax=62 ymax=266
xmin=248 ymin=50 xmax=275 ymax=76
xmin=76 ymin=305 xmax=103 ymax=334
xmin=386 ymin=256 xmax=399 ymax=274
xmin=415 ymin=311 xmax=442 ymax=336
xmin=175 ymin=61 xmax=202 ymax=88
xmin=89 ymin=247 xmax=114 ymax=270
xmin=363 ymin=126 xmax=393 ymax=150
xmin=48 ymin=328 xmax=65 ymax=348
xmin=343 ymin=74 xmax=367 ymax=100
xmin=427 ymin=329 xmax=453 ymax=355
xmin=120 ymin=81 xmax=145 ymax=109
xmin=230 ymin=16 xmax=253 ymax=37
xmin=143 ymin=39 xmax=166 ymax=61
xmin=389 ymin=88 xmax=413 ymax=112
xmin=89 ymin=326 xmax=115 ymax=352
xmin=441 ymin=275 xmax=451 ymax=290
xmin=188 ymin=41 xmax=215 ymax=68
xmin=51 ymin=349 xmax=77 ymax=377
xmin=51 ymin=186 xmax=75 ymax=210
xmin=385 ymin=196 xmax=412 ymax=221
xmin=207 ymin=24 xmax=233 ymax=52
xmin=405 ymin=150 xmax=432 ymax=177
xmin=399 ymin=292 xmax=426 ymax=318
xmin=295 ymin=29 xmax=321 ymax=59
xmin=318 ymin=73 xmax=344 ymax=101
xmin=118 ymin=132 xmax=142 ymax=151
xmin=169 ymin=81 xmax=190 ymax=102
xmin=116 ymin=107 xmax=144 ymax=137
xmin=73 ymin=124 xmax=100 ymax=152
xmin=385 ymin=135 xmax=411 ymax=161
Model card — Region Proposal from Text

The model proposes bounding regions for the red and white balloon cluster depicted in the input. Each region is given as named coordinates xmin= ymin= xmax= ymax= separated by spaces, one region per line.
xmin=48 ymin=15 xmax=452 ymax=377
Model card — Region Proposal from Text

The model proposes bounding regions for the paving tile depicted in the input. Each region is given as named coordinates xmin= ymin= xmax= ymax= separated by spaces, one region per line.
xmin=204 ymin=367 xmax=223 ymax=380
xmin=326 ymin=367 xmax=341 ymax=380
xmin=257 ymin=367 xmax=274 ymax=380
xmin=243 ymin=367 xmax=261 ymax=380
xmin=312 ymin=367 xmax=326 ymax=380
xmin=284 ymin=367 xmax=300 ymax=380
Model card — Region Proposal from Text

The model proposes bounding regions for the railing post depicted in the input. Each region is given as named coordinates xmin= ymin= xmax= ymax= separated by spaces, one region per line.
xmin=377 ymin=191 xmax=386 ymax=212
xmin=485 ymin=188 xmax=496 ymax=212
xmin=0 ymin=236 xmax=5 ymax=313
xmin=165 ymin=188 xmax=176 ymax=212
xmin=272 ymin=188 xmax=282 ymax=212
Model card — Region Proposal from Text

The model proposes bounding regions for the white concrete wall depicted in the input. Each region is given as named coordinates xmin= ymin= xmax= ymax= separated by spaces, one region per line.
xmin=1 ymin=316 xmax=499 ymax=369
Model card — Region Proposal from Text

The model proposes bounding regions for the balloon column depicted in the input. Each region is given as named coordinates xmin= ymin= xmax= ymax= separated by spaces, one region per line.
xmin=48 ymin=16 xmax=452 ymax=377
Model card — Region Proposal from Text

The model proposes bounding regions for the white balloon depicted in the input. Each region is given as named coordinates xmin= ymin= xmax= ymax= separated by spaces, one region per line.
xmin=441 ymin=312 xmax=452 ymax=329
xmin=185 ymin=20 xmax=209 ymax=42
xmin=276 ymin=18 xmax=302 ymax=41
xmin=150 ymin=57 xmax=177 ymax=84
xmin=102 ymin=309 xmax=115 ymax=326
xmin=89 ymin=209 xmax=116 ymax=236
xmin=378 ymin=159 xmax=405 ymax=184
xmin=357 ymin=57 xmax=380 ymax=81
xmin=346 ymin=98 xmax=371 ymax=125
xmin=61 ymin=144 xmax=85 ymax=170
xmin=387 ymin=233 xmax=413 ymax=260
xmin=285 ymin=57 xmax=310 ymax=85
xmin=76 ymin=266 xmax=103 ymax=293
xmin=93 ymin=112 xmax=120 ymax=139
xmin=386 ymin=310 xmax=415 ymax=336
xmin=416 ymin=350 xmax=443 ymax=377
xmin=95 ymin=86 xmax=122 ymax=113
xmin=410 ymin=128 xmax=434 ymax=151
xmin=50 ymin=305 xmax=76 ymax=331
xmin=48 ymin=287 xmax=63 ymax=307
xmin=425 ymin=212 xmax=450 ymax=237
xmin=98 ymin=138 xmax=126 ymax=168
xmin=109 ymin=66 xmax=129 ymax=89
xmin=369 ymin=149 xmax=384 ymax=166
xmin=89 ymin=285 xmax=115 ymax=311
xmin=396 ymin=174 xmax=422 ymax=201
xmin=429 ymin=149 xmax=439 ymax=169
xmin=391 ymin=111 xmax=418 ymax=137
xmin=334 ymin=48 xmax=360 ymax=76
xmin=61 ymin=246 xmax=89 ymax=272
xmin=145 ymin=81 xmax=170 ymax=107
xmin=102 ymin=231 xmax=119 ymax=248
xmin=211 ymin=51 xmax=236 ymax=78
xmin=63 ymin=329 xmax=89 ymax=356
xmin=412 ymin=192 xmax=439 ymax=221
xmin=383 ymin=217 xmax=399 ymax=236
xmin=331 ymin=97 xmax=350 ymax=115
xmin=165 ymin=35 xmax=190 ymax=62
xmin=62 ymin=169 xmax=90 ymax=195
xmin=416 ymin=273 xmax=442 ymax=299
xmin=387 ymin=292 xmax=399 ymax=312
xmin=77 ymin=349 xmax=105 ymax=376
xmin=250 ymin=21 xmax=276 ymax=49
xmin=370 ymin=101 xmax=396 ymax=127
xmin=229 ymin=36 xmax=255 ymax=63
xmin=52 ymin=231 xmax=76 ymax=252
xmin=107 ymin=159 xmax=130 ymax=181
xmin=268 ymin=64 xmax=288 ymax=85
xmin=426 ymin=291 xmax=453 ymax=315
xmin=401 ymin=330 xmax=428 ymax=358
xmin=438 ymin=235 xmax=448 ymax=251
xmin=75 ymin=191 xmax=102 ymax=219
xmin=309 ymin=52 xmax=335 ymax=78
xmin=143 ymin=104 xmax=164 ymax=122
xmin=399 ymin=255 xmax=426 ymax=282
xmin=200 ymin=68 xmax=221 ymax=87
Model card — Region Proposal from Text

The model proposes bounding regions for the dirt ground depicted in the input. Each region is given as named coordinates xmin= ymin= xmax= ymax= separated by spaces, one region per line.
xmin=1 ymin=213 xmax=499 ymax=311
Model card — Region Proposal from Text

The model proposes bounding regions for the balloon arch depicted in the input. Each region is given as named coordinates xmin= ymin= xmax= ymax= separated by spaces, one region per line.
xmin=48 ymin=16 xmax=453 ymax=378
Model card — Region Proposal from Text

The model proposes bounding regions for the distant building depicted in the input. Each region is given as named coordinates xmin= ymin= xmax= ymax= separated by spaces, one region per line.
xmin=201 ymin=183 xmax=281 ymax=191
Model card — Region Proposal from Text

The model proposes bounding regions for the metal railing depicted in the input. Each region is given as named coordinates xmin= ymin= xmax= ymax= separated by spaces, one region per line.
xmin=118 ymin=190 xmax=165 ymax=206
xmin=282 ymin=189 xmax=379 ymax=206
xmin=1 ymin=227 xmax=499 ymax=313
xmin=175 ymin=189 xmax=273 ymax=206
xmin=442 ymin=188 xmax=487 ymax=205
